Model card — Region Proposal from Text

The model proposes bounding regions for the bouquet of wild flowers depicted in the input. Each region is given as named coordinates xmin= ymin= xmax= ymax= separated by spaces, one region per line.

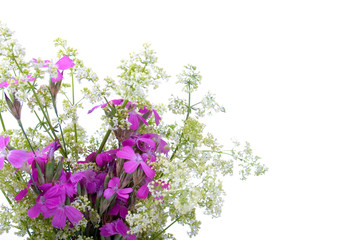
xmin=0 ymin=22 xmax=267 ymax=240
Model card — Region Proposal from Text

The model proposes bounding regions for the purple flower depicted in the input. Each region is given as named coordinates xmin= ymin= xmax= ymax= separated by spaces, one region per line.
xmin=128 ymin=108 xmax=148 ymax=130
xmin=104 ymin=177 xmax=133 ymax=200
xmin=99 ymin=218 xmax=136 ymax=239
xmin=0 ymin=136 xmax=29 ymax=169
xmin=51 ymin=56 xmax=74 ymax=83
xmin=51 ymin=204 xmax=83 ymax=229
xmin=88 ymin=99 xmax=125 ymax=114
xmin=138 ymin=106 xmax=161 ymax=126
xmin=117 ymin=146 xmax=155 ymax=178
xmin=55 ymin=56 xmax=74 ymax=70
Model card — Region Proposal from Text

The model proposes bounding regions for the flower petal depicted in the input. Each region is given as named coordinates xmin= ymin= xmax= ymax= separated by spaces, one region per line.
xmin=56 ymin=56 xmax=74 ymax=70
xmin=136 ymin=183 xmax=150 ymax=199
xmin=64 ymin=205 xmax=83 ymax=225
xmin=52 ymin=208 xmax=66 ymax=229
xmin=140 ymin=162 xmax=155 ymax=178
xmin=108 ymin=177 xmax=120 ymax=188
xmin=123 ymin=161 xmax=139 ymax=174
xmin=0 ymin=156 xmax=4 ymax=169
xmin=28 ymin=203 xmax=42 ymax=219
xmin=116 ymin=146 xmax=136 ymax=161
xmin=0 ymin=136 xmax=9 ymax=150
xmin=104 ymin=188 xmax=115 ymax=199
xmin=7 ymin=150 xmax=29 ymax=168
xmin=15 ymin=186 xmax=28 ymax=202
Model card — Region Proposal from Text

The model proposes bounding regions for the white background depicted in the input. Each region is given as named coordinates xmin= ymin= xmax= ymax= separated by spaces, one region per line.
xmin=1 ymin=0 xmax=360 ymax=239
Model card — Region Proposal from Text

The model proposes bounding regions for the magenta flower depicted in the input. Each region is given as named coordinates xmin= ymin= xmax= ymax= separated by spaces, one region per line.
xmin=99 ymin=218 xmax=136 ymax=239
xmin=51 ymin=56 xmax=75 ymax=83
xmin=104 ymin=177 xmax=133 ymax=200
xmin=51 ymin=204 xmax=83 ymax=229
xmin=138 ymin=106 xmax=161 ymax=126
xmin=0 ymin=136 xmax=29 ymax=169
xmin=55 ymin=56 xmax=74 ymax=70
xmin=0 ymin=81 xmax=9 ymax=88
xmin=116 ymin=146 xmax=155 ymax=178
xmin=88 ymin=99 xmax=125 ymax=114
xmin=128 ymin=108 xmax=148 ymax=130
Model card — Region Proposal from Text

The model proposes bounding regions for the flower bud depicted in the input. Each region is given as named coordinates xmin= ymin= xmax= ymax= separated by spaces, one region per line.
xmin=4 ymin=92 xmax=22 ymax=121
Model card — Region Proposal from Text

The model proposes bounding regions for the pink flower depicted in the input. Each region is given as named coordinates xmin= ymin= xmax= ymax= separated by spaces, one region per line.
xmin=104 ymin=177 xmax=133 ymax=200
xmin=0 ymin=136 xmax=29 ymax=169
xmin=55 ymin=56 xmax=74 ymax=70
xmin=51 ymin=56 xmax=74 ymax=83
xmin=116 ymin=146 xmax=155 ymax=178
xmin=99 ymin=218 xmax=136 ymax=239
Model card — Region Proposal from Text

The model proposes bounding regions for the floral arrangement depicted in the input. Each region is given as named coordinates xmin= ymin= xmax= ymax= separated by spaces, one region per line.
xmin=0 ymin=22 xmax=267 ymax=240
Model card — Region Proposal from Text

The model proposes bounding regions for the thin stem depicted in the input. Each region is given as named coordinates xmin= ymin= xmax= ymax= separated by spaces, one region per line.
xmin=97 ymin=130 xmax=112 ymax=154
xmin=51 ymin=96 xmax=67 ymax=156
xmin=151 ymin=216 xmax=181 ymax=240
xmin=170 ymin=84 xmax=192 ymax=161
xmin=1 ymin=189 xmax=32 ymax=237
xmin=18 ymin=121 xmax=35 ymax=155
xmin=0 ymin=111 xmax=6 ymax=131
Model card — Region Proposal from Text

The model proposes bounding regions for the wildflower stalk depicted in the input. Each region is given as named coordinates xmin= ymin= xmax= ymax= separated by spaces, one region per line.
xmin=11 ymin=54 xmax=67 ymax=157
xmin=27 ymin=83 xmax=67 ymax=157
xmin=17 ymin=120 xmax=35 ymax=155
xmin=71 ymin=70 xmax=78 ymax=159
xmin=0 ymin=111 xmax=5 ymax=131
xmin=97 ymin=130 xmax=111 ymax=154
xmin=151 ymin=216 xmax=181 ymax=240
xmin=51 ymin=95 xmax=67 ymax=156
xmin=1 ymin=189 xmax=32 ymax=237
xmin=170 ymin=83 xmax=192 ymax=161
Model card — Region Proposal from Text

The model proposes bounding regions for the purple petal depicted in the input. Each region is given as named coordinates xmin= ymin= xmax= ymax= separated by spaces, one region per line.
xmin=56 ymin=56 xmax=74 ymax=70
xmin=0 ymin=81 xmax=9 ymax=88
xmin=123 ymin=161 xmax=139 ymax=174
xmin=122 ymin=138 xmax=136 ymax=147
xmin=64 ymin=205 xmax=83 ymax=225
xmin=15 ymin=186 xmax=28 ymax=202
xmin=110 ymin=99 xmax=123 ymax=106
xmin=100 ymin=221 xmax=117 ymax=237
xmin=52 ymin=69 xmax=63 ymax=83
xmin=108 ymin=177 xmax=120 ymax=189
xmin=153 ymin=109 xmax=161 ymax=125
xmin=119 ymin=206 xmax=128 ymax=219
xmin=137 ymin=138 xmax=156 ymax=152
xmin=137 ymin=114 xmax=149 ymax=126
xmin=0 ymin=156 xmax=4 ymax=169
xmin=116 ymin=146 xmax=136 ymax=161
xmin=70 ymin=172 xmax=84 ymax=184
xmin=0 ymin=136 xmax=9 ymax=150
xmin=108 ymin=203 xmax=120 ymax=216
xmin=96 ymin=153 xmax=112 ymax=166
xmin=140 ymin=162 xmax=155 ymax=178
xmin=88 ymin=105 xmax=100 ymax=114
xmin=52 ymin=208 xmax=66 ymax=229
xmin=136 ymin=183 xmax=150 ymax=199
xmin=104 ymin=188 xmax=115 ymax=199
xmin=116 ymin=188 xmax=133 ymax=199
xmin=114 ymin=219 xmax=129 ymax=236
xmin=28 ymin=203 xmax=42 ymax=219
xmin=7 ymin=150 xmax=29 ymax=168
xmin=128 ymin=113 xmax=139 ymax=130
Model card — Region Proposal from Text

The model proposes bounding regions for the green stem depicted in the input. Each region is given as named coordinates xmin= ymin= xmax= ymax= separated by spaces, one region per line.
xmin=27 ymin=82 xmax=66 ymax=157
xmin=51 ymin=97 xmax=67 ymax=156
xmin=0 ymin=111 xmax=6 ymax=131
xmin=170 ymin=85 xmax=192 ymax=161
xmin=18 ymin=120 xmax=35 ymax=155
xmin=151 ymin=216 xmax=181 ymax=240
xmin=97 ymin=130 xmax=111 ymax=154
xmin=1 ymin=190 xmax=32 ymax=237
